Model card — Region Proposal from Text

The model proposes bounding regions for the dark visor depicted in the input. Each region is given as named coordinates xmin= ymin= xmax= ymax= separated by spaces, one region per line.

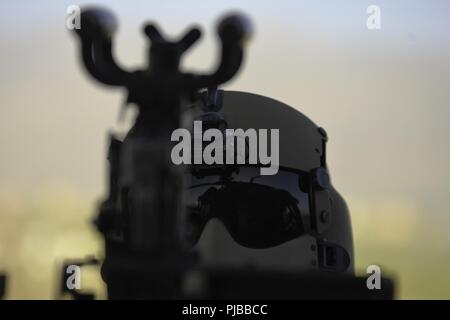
xmin=184 ymin=166 xmax=311 ymax=249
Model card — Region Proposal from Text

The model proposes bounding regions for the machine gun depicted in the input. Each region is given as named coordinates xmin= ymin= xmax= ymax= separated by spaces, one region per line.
xmin=71 ymin=7 xmax=251 ymax=299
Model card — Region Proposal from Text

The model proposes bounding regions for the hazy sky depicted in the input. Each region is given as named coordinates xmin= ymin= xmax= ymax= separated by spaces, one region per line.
xmin=1 ymin=0 xmax=449 ymax=198
xmin=1 ymin=0 xmax=450 ymax=298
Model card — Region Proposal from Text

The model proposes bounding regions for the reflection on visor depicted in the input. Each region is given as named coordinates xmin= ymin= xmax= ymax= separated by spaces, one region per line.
xmin=185 ymin=166 xmax=310 ymax=249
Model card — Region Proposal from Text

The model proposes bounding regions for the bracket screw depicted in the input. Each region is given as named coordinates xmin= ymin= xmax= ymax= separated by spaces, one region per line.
xmin=312 ymin=167 xmax=330 ymax=189
xmin=318 ymin=127 xmax=328 ymax=141
xmin=320 ymin=210 xmax=330 ymax=223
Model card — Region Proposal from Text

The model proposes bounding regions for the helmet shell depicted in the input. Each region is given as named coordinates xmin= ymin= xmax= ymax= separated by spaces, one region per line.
xmin=186 ymin=91 xmax=354 ymax=274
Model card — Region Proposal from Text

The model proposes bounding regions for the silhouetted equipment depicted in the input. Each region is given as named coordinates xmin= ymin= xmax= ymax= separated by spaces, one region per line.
xmin=71 ymin=7 xmax=393 ymax=299
xmin=72 ymin=6 xmax=252 ymax=299
xmin=0 ymin=274 xmax=6 ymax=299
